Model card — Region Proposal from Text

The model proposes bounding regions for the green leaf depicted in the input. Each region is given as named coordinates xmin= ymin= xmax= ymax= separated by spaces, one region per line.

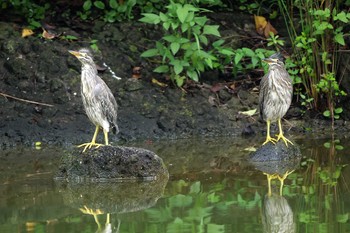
xmin=251 ymin=57 xmax=259 ymax=68
xmin=169 ymin=194 xmax=192 ymax=208
xmin=94 ymin=1 xmax=105 ymax=9
xmin=334 ymin=11 xmax=349 ymax=23
xmin=63 ymin=35 xmax=78 ymax=40
xmin=203 ymin=25 xmax=220 ymax=37
xmin=159 ymin=12 xmax=168 ymax=22
xmin=194 ymin=16 xmax=207 ymax=26
xmin=175 ymin=75 xmax=186 ymax=87
xmin=219 ymin=48 xmax=234 ymax=56
xmin=234 ymin=52 xmax=243 ymax=65
xmin=83 ymin=0 xmax=92 ymax=10
xmin=170 ymin=42 xmax=180 ymax=55
xmin=109 ymin=0 xmax=118 ymax=9
xmin=173 ymin=63 xmax=183 ymax=75
xmin=335 ymin=107 xmax=343 ymax=114
xmin=187 ymin=70 xmax=198 ymax=82
xmin=154 ymin=65 xmax=169 ymax=73
xmin=335 ymin=145 xmax=344 ymax=150
xmin=324 ymin=142 xmax=331 ymax=148
xmin=141 ymin=49 xmax=159 ymax=57
xmin=139 ymin=13 xmax=160 ymax=24
xmin=163 ymin=22 xmax=170 ymax=30
xmin=176 ymin=5 xmax=188 ymax=23
xmin=212 ymin=39 xmax=225 ymax=47
xmin=337 ymin=214 xmax=349 ymax=223
xmin=185 ymin=11 xmax=194 ymax=23
xmin=205 ymin=58 xmax=213 ymax=69
xmin=242 ymin=47 xmax=255 ymax=57
xmin=323 ymin=110 xmax=331 ymax=117
xmin=334 ymin=33 xmax=345 ymax=46
xmin=199 ymin=35 xmax=208 ymax=45
xmin=163 ymin=35 xmax=178 ymax=42
xmin=189 ymin=181 xmax=201 ymax=194
xmin=181 ymin=23 xmax=189 ymax=33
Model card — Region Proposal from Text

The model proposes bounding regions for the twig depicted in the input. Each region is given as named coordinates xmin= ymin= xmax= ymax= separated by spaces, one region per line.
xmin=0 ymin=92 xmax=54 ymax=107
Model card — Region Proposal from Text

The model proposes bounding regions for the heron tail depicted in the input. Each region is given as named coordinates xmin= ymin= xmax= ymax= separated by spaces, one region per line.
xmin=112 ymin=124 xmax=119 ymax=134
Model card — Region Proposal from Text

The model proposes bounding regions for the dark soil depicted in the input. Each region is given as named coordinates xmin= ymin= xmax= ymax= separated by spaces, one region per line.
xmin=1 ymin=13 xmax=350 ymax=149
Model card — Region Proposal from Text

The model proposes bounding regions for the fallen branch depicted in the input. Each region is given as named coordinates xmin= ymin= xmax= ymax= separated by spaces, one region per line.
xmin=0 ymin=92 xmax=54 ymax=107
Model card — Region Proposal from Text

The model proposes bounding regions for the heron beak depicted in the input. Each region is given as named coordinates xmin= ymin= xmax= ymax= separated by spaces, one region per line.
xmin=263 ymin=58 xmax=277 ymax=64
xmin=68 ymin=50 xmax=81 ymax=58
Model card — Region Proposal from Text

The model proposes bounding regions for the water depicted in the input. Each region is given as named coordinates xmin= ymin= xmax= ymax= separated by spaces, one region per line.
xmin=1 ymin=136 xmax=350 ymax=233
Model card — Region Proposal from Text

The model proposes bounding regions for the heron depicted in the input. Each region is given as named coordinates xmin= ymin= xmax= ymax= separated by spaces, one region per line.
xmin=69 ymin=48 xmax=118 ymax=152
xmin=259 ymin=53 xmax=293 ymax=146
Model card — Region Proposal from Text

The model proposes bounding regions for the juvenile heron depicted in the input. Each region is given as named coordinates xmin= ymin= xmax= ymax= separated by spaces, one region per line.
xmin=259 ymin=53 xmax=293 ymax=146
xmin=69 ymin=48 xmax=118 ymax=152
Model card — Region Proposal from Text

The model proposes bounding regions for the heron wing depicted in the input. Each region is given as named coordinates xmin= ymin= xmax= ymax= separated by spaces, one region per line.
xmin=93 ymin=78 xmax=118 ymax=133
xmin=259 ymin=73 xmax=269 ymax=120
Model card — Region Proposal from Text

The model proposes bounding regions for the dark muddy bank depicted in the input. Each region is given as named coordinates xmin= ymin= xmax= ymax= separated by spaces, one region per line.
xmin=0 ymin=14 xmax=349 ymax=149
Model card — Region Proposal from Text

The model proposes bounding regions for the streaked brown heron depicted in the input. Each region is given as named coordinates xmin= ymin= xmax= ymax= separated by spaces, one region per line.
xmin=69 ymin=48 xmax=118 ymax=152
xmin=259 ymin=53 xmax=293 ymax=146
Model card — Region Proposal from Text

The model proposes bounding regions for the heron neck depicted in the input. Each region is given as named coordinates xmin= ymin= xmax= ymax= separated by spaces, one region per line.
xmin=81 ymin=64 xmax=98 ymax=91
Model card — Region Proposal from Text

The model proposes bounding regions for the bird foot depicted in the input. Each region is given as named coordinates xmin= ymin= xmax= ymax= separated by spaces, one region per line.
xmin=277 ymin=170 xmax=295 ymax=195
xmin=276 ymin=134 xmax=293 ymax=147
xmin=77 ymin=142 xmax=104 ymax=152
xmin=79 ymin=205 xmax=104 ymax=216
xmin=262 ymin=135 xmax=277 ymax=145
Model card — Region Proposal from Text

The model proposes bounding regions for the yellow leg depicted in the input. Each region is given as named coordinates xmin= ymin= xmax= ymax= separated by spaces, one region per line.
xmin=79 ymin=206 xmax=104 ymax=230
xmin=277 ymin=170 xmax=294 ymax=196
xmin=103 ymin=129 xmax=109 ymax=145
xmin=262 ymin=120 xmax=277 ymax=145
xmin=264 ymin=173 xmax=278 ymax=197
xmin=106 ymin=213 xmax=110 ymax=225
xmin=77 ymin=125 xmax=104 ymax=152
xmin=276 ymin=119 xmax=293 ymax=146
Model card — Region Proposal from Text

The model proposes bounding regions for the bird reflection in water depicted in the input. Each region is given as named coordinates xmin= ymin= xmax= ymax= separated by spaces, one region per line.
xmin=264 ymin=170 xmax=294 ymax=196
xmin=262 ymin=171 xmax=296 ymax=233
xmin=79 ymin=206 xmax=120 ymax=233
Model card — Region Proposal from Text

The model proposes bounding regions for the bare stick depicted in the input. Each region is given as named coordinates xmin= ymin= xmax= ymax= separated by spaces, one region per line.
xmin=0 ymin=92 xmax=54 ymax=107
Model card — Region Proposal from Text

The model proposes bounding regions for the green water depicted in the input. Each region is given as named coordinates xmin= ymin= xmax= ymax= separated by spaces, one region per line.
xmin=1 ymin=136 xmax=350 ymax=233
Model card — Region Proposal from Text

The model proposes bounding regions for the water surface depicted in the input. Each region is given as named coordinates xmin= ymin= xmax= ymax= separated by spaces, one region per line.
xmin=1 ymin=136 xmax=349 ymax=233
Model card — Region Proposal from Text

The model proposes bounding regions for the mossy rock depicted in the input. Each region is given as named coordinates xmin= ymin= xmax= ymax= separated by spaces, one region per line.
xmin=248 ymin=140 xmax=301 ymax=175
xmin=55 ymin=145 xmax=168 ymax=181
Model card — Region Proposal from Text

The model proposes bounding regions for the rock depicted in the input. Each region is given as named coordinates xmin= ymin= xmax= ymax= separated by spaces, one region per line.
xmin=248 ymin=141 xmax=301 ymax=175
xmin=249 ymin=140 xmax=301 ymax=162
xmin=124 ymin=78 xmax=144 ymax=91
xmin=55 ymin=145 xmax=168 ymax=181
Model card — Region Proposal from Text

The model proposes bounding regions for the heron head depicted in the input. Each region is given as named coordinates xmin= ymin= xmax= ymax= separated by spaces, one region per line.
xmin=263 ymin=53 xmax=285 ymax=66
xmin=68 ymin=48 xmax=94 ymax=65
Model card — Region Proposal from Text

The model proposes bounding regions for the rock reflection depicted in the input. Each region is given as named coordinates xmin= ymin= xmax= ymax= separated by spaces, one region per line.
xmin=55 ymin=176 xmax=168 ymax=233
xmin=249 ymin=147 xmax=301 ymax=233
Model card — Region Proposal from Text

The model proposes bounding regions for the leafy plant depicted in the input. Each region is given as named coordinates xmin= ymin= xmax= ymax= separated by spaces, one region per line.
xmin=266 ymin=32 xmax=284 ymax=50
xmin=90 ymin=39 xmax=99 ymax=52
xmin=78 ymin=0 xmax=137 ymax=22
xmin=1 ymin=0 xmax=50 ymax=28
xmin=139 ymin=1 xmax=232 ymax=87
xmin=231 ymin=47 xmax=274 ymax=76
xmin=278 ymin=1 xmax=349 ymax=127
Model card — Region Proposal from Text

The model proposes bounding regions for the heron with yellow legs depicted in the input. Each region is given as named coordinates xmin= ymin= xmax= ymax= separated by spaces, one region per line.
xmin=69 ymin=48 xmax=119 ymax=152
xmin=259 ymin=53 xmax=294 ymax=195
xmin=259 ymin=53 xmax=293 ymax=147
